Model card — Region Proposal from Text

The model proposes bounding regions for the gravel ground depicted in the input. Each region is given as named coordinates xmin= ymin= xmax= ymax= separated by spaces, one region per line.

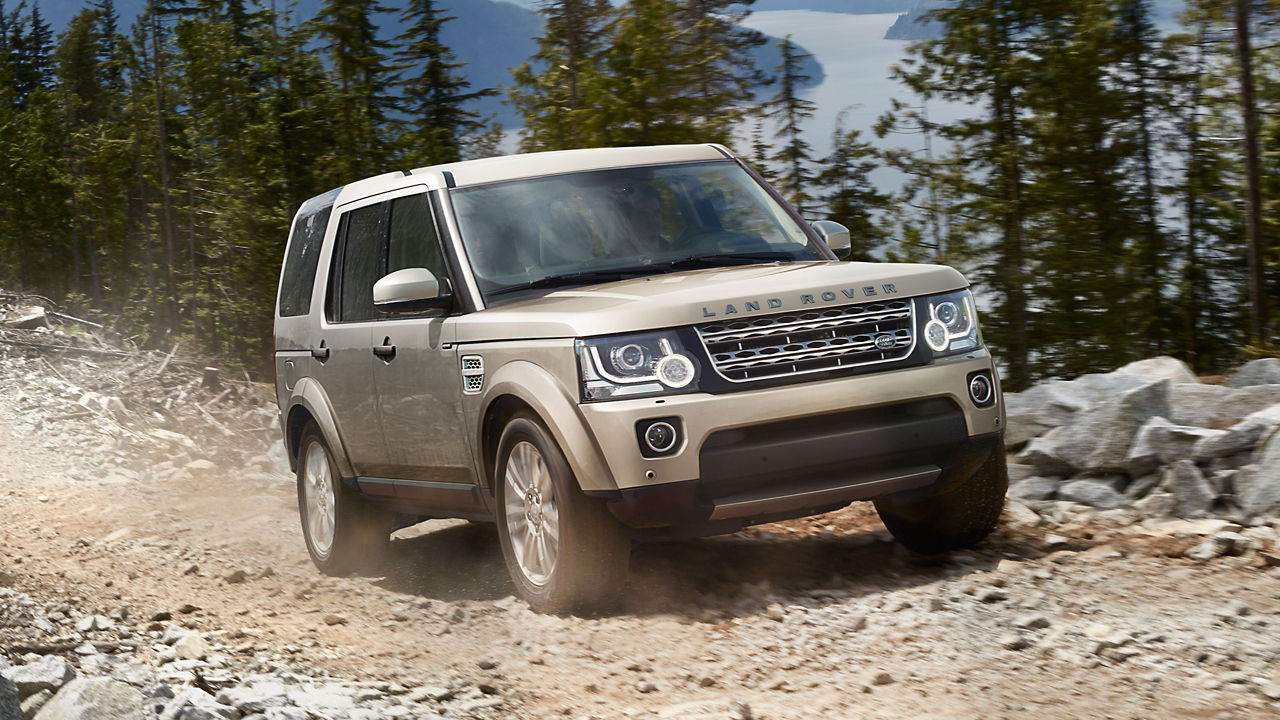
xmin=3 ymin=344 xmax=1280 ymax=718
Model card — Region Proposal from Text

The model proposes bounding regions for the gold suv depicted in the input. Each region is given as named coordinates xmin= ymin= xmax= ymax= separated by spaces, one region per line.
xmin=273 ymin=144 xmax=1006 ymax=613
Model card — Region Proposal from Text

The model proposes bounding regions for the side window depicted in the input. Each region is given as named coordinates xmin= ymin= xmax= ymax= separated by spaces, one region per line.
xmin=278 ymin=204 xmax=332 ymax=317
xmin=388 ymin=194 xmax=447 ymax=280
xmin=336 ymin=203 xmax=387 ymax=323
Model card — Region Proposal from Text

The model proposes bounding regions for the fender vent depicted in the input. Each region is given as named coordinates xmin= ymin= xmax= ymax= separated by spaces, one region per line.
xmin=461 ymin=355 xmax=484 ymax=394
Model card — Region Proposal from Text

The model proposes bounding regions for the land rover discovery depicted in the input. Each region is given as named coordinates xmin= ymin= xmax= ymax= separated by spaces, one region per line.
xmin=272 ymin=144 xmax=1007 ymax=613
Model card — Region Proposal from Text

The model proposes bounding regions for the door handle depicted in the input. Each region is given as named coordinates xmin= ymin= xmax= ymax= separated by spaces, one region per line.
xmin=374 ymin=338 xmax=396 ymax=360
xmin=311 ymin=341 xmax=330 ymax=360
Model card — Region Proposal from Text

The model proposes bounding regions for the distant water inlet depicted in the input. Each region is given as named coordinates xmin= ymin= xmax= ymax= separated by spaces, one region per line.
xmin=737 ymin=10 xmax=971 ymax=185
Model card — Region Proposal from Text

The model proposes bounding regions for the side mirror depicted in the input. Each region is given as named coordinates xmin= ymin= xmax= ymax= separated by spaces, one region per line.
xmin=811 ymin=220 xmax=852 ymax=260
xmin=373 ymin=267 xmax=451 ymax=313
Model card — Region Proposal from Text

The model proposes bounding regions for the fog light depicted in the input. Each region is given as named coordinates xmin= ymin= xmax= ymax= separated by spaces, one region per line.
xmin=635 ymin=417 xmax=682 ymax=458
xmin=969 ymin=372 xmax=994 ymax=406
xmin=644 ymin=422 xmax=677 ymax=453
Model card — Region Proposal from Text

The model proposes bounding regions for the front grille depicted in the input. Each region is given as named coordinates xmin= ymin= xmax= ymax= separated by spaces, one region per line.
xmin=696 ymin=299 xmax=915 ymax=382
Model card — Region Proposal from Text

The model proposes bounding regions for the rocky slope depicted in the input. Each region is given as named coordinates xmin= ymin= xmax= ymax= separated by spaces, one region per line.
xmin=3 ymin=297 xmax=1280 ymax=718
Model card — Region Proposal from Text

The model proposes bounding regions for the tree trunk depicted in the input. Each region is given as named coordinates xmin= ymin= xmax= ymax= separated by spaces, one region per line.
xmin=1235 ymin=0 xmax=1266 ymax=345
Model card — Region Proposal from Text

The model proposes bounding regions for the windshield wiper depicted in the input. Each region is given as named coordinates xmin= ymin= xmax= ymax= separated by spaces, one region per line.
xmin=486 ymin=266 xmax=657 ymax=297
xmin=658 ymin=252 xmax=798 ymax=269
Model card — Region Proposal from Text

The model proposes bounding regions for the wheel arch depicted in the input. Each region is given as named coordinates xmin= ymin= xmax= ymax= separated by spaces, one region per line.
xmin=479 ymin=361 xmax=615 ymax=493
xmin=282 ymin=377 xmax=355 ymax=478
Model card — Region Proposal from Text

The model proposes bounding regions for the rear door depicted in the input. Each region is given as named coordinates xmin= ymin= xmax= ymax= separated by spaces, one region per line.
xmin=310 ymin=201 xmax=388 ymax=478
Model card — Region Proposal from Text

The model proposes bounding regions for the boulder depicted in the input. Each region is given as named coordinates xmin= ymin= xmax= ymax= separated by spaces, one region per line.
xmin=1193 ymin=414 xmax=1280 ymax=461
xmin=1169 ymin=383 xmax=1235 ymax=428
xmin=1127 ymin=418 xmax=1225 ymax=469
xmin=1053 ymin=380 xmax=1172 ymax=473
xmin=1234 ymin=460 xmax=1280 ymax=520
xmin=1018 ymin=429 xmax=1075 ymax=477
xmin=1133 ymin=491 xmax=1176 ymax=517
xmin=1113 ymin=356 xmax=1199 ymax=386
xmin=0 ymin=675 xmax=20 ymax=720
xmin=1008 ymin=476 xmax=1058 ymax=502
xmin=1 ymin=305 xmax=47 ymax=329
xmin=1057 ymin=479 xmax=1129 ymax=510
xmin=1228 ymin=358 xmax=1280 ymax=388
xmin=4 ymin=657 xmax=74 ymax=698
xmin=1162 ymin=460 xmax=1216 ymax=518
xmin=32 ymin=678 xmax=147 ymax=720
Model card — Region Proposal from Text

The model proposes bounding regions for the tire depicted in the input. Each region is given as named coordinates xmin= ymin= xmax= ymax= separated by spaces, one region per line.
xmin=495 ymin=412 xmax=631 ymax=614
xmin=873 ymin=443 xmax=1008 ymax=555
xmin=296 ymin=423 xmax=391 ymax=575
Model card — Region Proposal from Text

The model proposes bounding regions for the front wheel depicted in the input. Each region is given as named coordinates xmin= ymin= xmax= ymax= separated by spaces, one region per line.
xmin=495 ymin=413 xmax=631 ymax=614
xmin=874 ymin=443 xmax=1008 ymax=554
xmin=297 ymin=423 xmax=391 ymax=575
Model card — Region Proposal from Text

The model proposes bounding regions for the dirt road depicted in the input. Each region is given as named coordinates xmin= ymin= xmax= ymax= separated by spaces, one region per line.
xmin=3 ymin=387 xmax=1280 ymax=719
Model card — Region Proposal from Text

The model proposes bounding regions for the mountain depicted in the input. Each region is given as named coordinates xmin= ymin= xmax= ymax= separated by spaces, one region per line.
xmin=46 ymin=0 xmax=823 ymax=129
xmin=751 ymin=0 xmax=915 ymax=12
xmin=885 ymin=0 xmax=1190 ymax=41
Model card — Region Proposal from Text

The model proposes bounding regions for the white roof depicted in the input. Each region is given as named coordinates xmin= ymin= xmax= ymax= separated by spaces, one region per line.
xmin=330 ymin=144 xmax=735 ymax=208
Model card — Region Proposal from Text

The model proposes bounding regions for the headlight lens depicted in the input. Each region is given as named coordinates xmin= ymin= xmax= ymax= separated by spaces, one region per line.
xmin=578 ymin=331 xmax=700 ymax=401
xmin=923 ymin=289 xmax=980 ymax=355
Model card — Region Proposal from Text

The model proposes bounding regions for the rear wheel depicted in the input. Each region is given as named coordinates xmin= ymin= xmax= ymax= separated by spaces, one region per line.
xmin=297 ymin=423 xmax=390 ymax=575
xmin=874 ymin=444 xmax=1008 ymax=554
xmin=495 ymin=413 xmax=631 ymax=614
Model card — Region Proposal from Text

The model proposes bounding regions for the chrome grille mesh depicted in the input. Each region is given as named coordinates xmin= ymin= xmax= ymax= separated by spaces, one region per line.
xmin=696 ymin=299 xmax=915 ymax=382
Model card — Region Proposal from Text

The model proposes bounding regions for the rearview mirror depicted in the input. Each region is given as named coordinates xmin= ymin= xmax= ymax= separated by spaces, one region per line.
xmin=811 ymin=220 xmax=852 ymax=260
xmin=373 ymin=267 xmax=451 ymax=312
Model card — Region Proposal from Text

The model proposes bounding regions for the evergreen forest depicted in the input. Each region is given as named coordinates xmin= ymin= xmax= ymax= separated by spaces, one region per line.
xmin=0 ymin=0 xmax=1276 ymax=389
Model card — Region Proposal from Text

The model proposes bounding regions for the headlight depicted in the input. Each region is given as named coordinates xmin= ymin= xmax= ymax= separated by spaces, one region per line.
xmin=923 ymin=289 xmax=980 ymax=355
xmin=577 ymin=331 xmax=700 ymax=401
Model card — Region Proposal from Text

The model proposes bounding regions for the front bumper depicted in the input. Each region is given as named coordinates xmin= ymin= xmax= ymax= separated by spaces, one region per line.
xmin=577 ymin=351 xmax=1003 ymax=535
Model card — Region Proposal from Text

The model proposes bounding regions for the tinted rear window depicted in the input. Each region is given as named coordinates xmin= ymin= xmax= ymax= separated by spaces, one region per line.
xmin=278 ymin=193 xmax=337 ymax=317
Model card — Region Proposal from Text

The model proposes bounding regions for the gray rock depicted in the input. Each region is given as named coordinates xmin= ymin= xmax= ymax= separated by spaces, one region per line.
xmin=20 ymin=689 xmax=51 ymax=719
xmin=172 ymin=633 xmax=208 ymax=661
xmin=1019 ymin=430 xmax=1076 ymax=477
xmin=1129 ymin=418 xmax=1226 ymax=470
xmin=1163 ymin=461 xmax=1216 ymax=517
xmin=1114 ymin=356 xmax=1198 ymax=386
xmin=32 ymin=678 xmax=147 ymax=720
xmin=1006 ymin=463 xmax=1037 ymax=485
xmin=729 ymin=698 xmax=754 ymax=720
xmin=999 ymin=633 xmax=1031 ymax=651
xmin=1228 ymin=359 xmax=1280 ymax=387
xmin=1133 ymin=492 xmax=1176 ymax=517
xmin=1054 ymin=380 xmax=1172 ymax=474
xmin=1169 ymin=383 xmax=1235 ymax=427
xmin=1238 ymin=438 xmax=1280 ymax=518
xmin=1013 ymin=614 xmax=1051 ymax=630
xmin=160 ymin=688 xmax=237 ymax=720
xmin=0 ymin=675 xmax=19 ymax=720
xmin=1185 ymin=537 xmax=1229 ymax=561
xmin=1008 ymin=476 xmax=1058 ymax=502
xmin=1125 ymin=473 xmax=1162 ymax=499
xmin=1194 ymin=414 xmax=1280 ymax=461
xmin=216 ymin=683 xmax=289 ymax=714
xmin=5 ymin=657 xmax=75 ymax=698
xmin=1058 ymin=479 xmax=1129 ymax=510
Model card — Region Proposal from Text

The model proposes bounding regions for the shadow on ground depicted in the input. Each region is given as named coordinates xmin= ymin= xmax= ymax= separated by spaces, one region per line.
xmin=363 ymin=508 xmax=1050 ymax=619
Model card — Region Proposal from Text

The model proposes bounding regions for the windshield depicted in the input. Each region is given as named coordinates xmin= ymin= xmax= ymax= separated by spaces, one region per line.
xmin=449 ymin=160 xmax=826 ymax=303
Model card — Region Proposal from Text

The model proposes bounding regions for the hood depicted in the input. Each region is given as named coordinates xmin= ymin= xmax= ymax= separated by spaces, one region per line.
xmin=453 ymin=261 xmax=968 ymax=342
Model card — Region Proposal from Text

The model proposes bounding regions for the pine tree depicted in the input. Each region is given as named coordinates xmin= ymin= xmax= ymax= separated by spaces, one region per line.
xmin=765 ymin=35 xmax=817 ymax=215
xmin=816 ymin=126 xmax=889 ymax=261
xmin=396 ymin=0 xmax=496 ymax=166
xmin=509 ymin=0 xmax=611 ymax=151
xmin=889 ymin=0 xmax=1043 ymax=389
xmin=312 ymin=0 xmax=399 ymax=178
xmin=673 ymin=0 xmax=767 ymax=144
